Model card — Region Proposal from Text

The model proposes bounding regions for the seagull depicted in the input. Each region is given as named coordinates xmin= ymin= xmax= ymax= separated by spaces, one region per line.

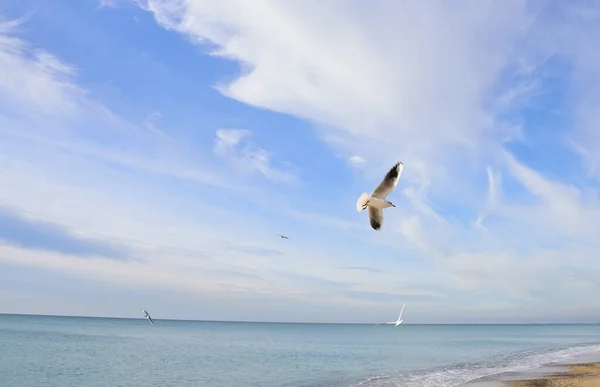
xmin=143 ymin=309 xmax=154 ymax=325
xmin=393 ymin=303 xmax=406 ymax=326
xmin=356 ymin=161 xmax=403 ymax=231
xmin=378 ymin=303 xmax=406 ymax=326
xmin=278 ymin=234 xmax=289 ymax=240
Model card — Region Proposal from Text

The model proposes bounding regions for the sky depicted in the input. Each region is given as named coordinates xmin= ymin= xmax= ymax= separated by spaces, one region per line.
xmin=1 ymin=0 xmax=600 ymax=324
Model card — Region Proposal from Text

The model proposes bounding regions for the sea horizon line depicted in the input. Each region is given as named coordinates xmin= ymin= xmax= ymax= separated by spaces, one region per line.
xmin=1 ymin=312 xmax=598 ymax=326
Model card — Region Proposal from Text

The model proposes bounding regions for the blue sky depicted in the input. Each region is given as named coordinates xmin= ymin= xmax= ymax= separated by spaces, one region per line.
xmin=2 ymin=0 xmax=600 ymax=323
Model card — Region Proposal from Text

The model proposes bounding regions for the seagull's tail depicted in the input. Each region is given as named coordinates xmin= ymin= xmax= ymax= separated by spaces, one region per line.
xmin=356 ymin=192 xmax=370 ymax=212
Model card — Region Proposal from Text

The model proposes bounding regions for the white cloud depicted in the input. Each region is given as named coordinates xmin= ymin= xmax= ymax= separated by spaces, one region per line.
xmin=555 ymin=4 xmax=600 ymax=184
xmin=0 ymin=19 xmax=265 ymax=193
xmin=475 ymin=165 xmax=502 ymax=230
xmin=133 ymin=8 xmax=600 ymax=235
xmin=130 ymin=0 xmax=600 ymax=316
xmin=214 ymin=128 xmax=249 ymax=149
xmin=135 ymin=1 xmax=554 ymax=240
xmin=140 ymin=1 xmax=536 ymax=170
xmin=0 ymin=19 xmax=84 ymax=119
xmin=0 ymin=11 xmax=465 ymax=322
xmin=499 ymin=151 xmax=600 ymax=243
xmin=97 ymin=0 xmax=124 ymax=9
xmin=214 ymin=128 xmax=297 ymax=184
xmin=142 ymin=111 xmax=169 ymax=137
xmin=348 ymin=155 xmax=365 ymax=165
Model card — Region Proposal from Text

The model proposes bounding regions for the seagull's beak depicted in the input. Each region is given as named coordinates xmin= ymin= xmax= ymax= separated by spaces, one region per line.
xmin=391 ymin=203 xmax=396 ymax=207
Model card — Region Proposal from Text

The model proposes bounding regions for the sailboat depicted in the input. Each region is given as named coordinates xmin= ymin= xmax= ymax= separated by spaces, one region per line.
xmin=378 ymin=303 xmax=406 ymax=326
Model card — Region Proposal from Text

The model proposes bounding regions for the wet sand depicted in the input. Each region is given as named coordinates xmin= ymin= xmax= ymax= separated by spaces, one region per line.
xmin=509 ymin=362 xmax=600 ymax=387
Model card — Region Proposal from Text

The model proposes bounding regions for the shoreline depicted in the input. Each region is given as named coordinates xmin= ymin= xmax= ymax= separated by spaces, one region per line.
xmin=461 ymin=349 xmax=600 ymax=387
xmin=508 ymin=362 xmax=600 ymax=386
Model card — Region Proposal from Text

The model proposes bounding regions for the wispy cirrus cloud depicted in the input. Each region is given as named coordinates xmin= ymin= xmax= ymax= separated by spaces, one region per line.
xmin=214 ymin=128 xmax=298 ymax=184
xmin=0 ymin=18 xmax=84 ymax=118
xmin=339 ymin=266 xmax=383 ymax=274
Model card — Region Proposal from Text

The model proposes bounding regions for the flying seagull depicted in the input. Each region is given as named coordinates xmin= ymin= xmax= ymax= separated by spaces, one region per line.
xmin=378 ymin=303 xmax=406 ymax=326
xmin=278 ymin=234 xmax=289 ymax=240
xmin=143 ymin=309 xmax=154 ymax=325
xmin=356 ymin=161 xmax=403 ymax=231
xmin=393 ymin=303 xmax=406 ymax=326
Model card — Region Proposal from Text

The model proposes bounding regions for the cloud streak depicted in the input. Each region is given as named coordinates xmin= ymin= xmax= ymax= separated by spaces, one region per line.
xmin=0 ymin=207 xmax=131 ymax=260
xmin=214 ymin=128 xmax=298 ymax=184
xmin=0 ymin=18 xmax=84 ymax=119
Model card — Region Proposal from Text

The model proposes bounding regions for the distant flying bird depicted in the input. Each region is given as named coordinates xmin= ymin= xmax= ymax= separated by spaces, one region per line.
xmin=393 ymin=303 xmax=406 ymax=326
xmin=356 ymin=162 xmax=403 ymax=231
xmin=278 ymin=234 xmax=289 ymax=240
xmin=143 ymin=309 xmax=154 ymax=325
xmin=379 ymin=303 xmax=406 ymax=326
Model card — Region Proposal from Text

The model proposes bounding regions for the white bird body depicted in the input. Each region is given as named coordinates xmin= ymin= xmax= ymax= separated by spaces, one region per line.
xmin=380 ymin=303 xmax=405 ymax=326
xmin=394 ymin=303 xmax=406 ymax=326
xmin=357 ymin=162 xmax=404 ymax=230
xmin=364 ymin=197 xmax=394 ymax=210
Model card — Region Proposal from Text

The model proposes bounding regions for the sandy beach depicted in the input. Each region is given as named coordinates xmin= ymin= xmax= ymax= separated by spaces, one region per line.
xmin=509 ymin=362 xmax=600 ymax=387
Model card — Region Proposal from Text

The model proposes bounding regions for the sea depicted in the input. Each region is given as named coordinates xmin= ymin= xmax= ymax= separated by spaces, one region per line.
xmin=1 ymin=314 xmax=600 ymax=387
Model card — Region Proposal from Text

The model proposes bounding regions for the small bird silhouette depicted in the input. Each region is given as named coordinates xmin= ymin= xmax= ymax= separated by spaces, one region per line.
xmin=143 ymin=309 xmax=154 ymax=325
xmin=278 ymin=234 xmax=289 ymax=240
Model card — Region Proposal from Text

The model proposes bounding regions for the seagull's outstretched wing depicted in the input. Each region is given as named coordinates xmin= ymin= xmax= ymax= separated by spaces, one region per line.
xmin=398 ymin=303 xmax=406 ymax=321
xmin=368 ymin=207 xmax=383 ymax=231
xmin=371 ymin=162 xmax=403 ymax=199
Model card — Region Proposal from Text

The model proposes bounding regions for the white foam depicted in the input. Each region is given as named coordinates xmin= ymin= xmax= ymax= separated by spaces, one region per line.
xmin=353 ymin=344 xmax=600 ymax=387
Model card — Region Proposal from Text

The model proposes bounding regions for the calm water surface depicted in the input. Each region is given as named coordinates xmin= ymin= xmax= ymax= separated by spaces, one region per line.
xmin=1 ymin=314 xmax=600 ymax=387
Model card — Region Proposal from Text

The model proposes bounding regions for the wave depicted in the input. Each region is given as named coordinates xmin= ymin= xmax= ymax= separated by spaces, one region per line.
xmin=352 ymin=343 xmax=600 ymax=387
